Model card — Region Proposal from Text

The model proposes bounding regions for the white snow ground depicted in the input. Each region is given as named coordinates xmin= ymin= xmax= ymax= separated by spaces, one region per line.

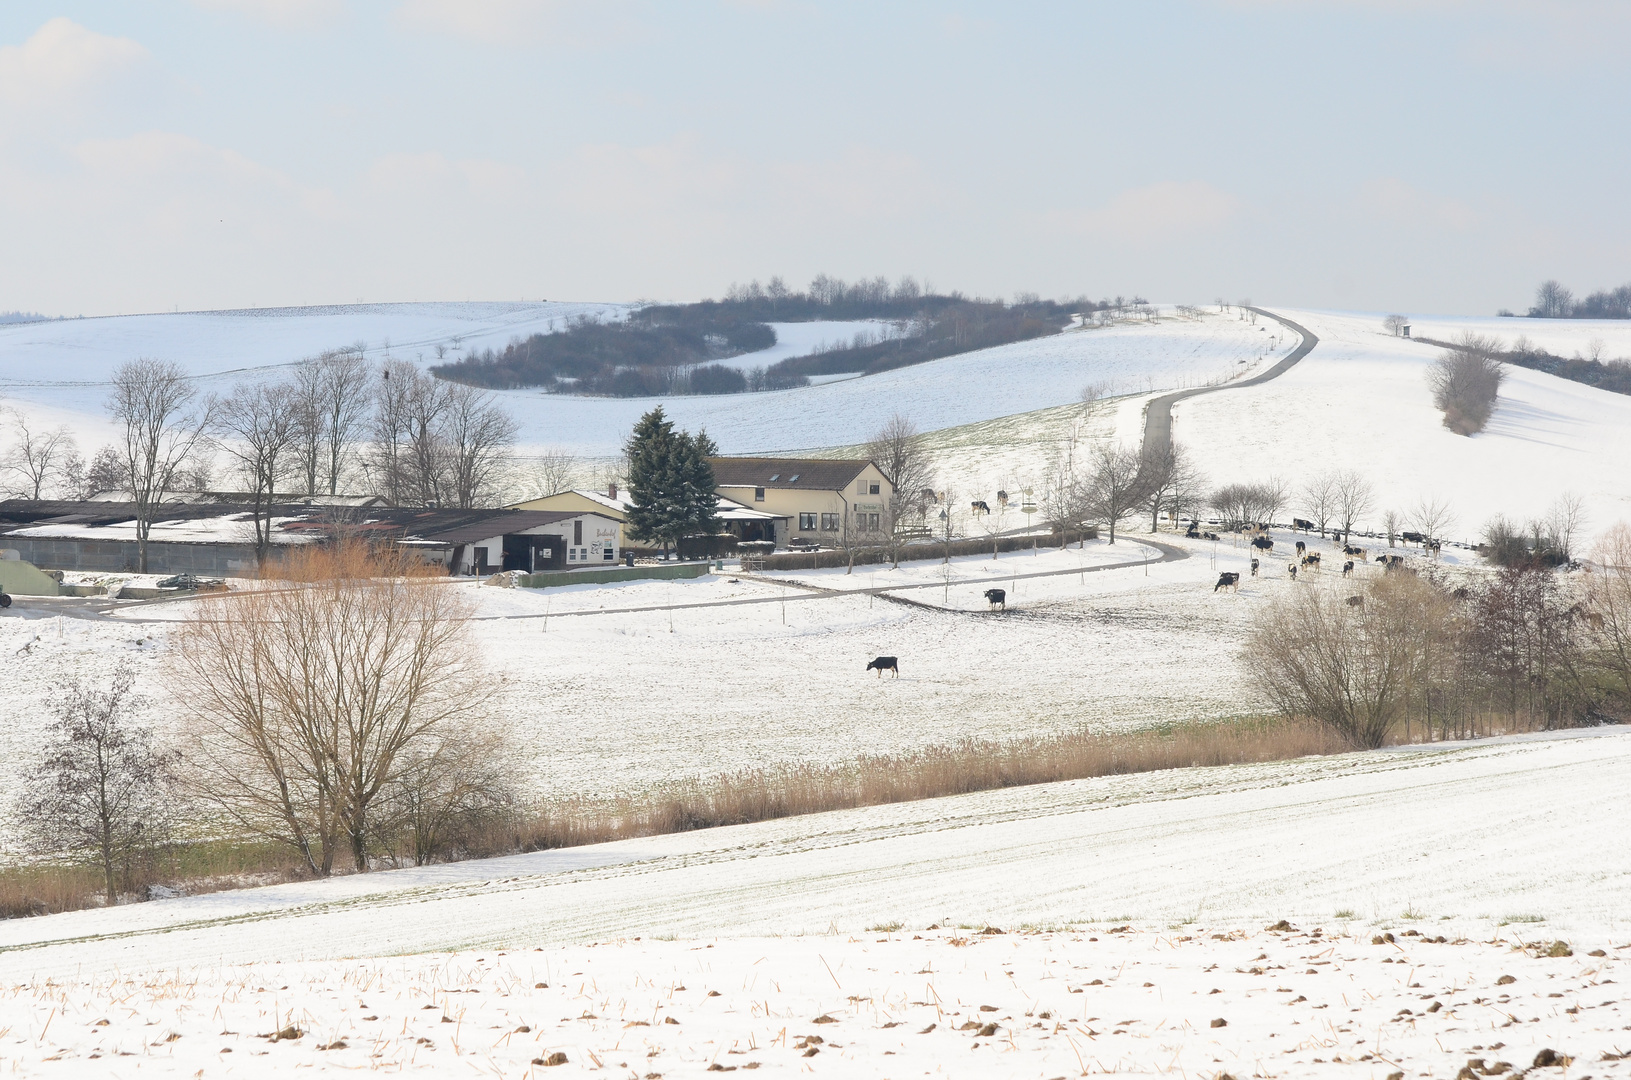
xmin=1 ymin=531 xmax=1351 ymax=810
xmin=0 ymin=730 xmax=1627 ymax=1076
xmin=1171 ymin=309 xmax=1631 ymax=548
xmin=0 ymin=304 xmax=1293 ymax=460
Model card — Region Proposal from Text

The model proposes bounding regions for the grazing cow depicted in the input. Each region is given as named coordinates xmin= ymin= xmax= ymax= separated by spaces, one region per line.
xmin=1214 ymin=572 xmax=1240 ymax=592
xmin=1424 ymin=539 xmax=1442 ymax=557
xmin=866 ymin=656 xmax=900 ymax=678
xmin=1401 ymin=530 xmax=1425 ymax=544
xmin=1288 ymin=564 xmax=1298 ymax=580
xmin=1301 ymin=552 xmax=1321 ymax=569
xmin=1345 ymin=595 xmax=1364 ymax=607
xmin=1293 ymin=517 xmax=1315 ymax=534
xmin=984 ymin=588 xmax=1007 ymax=611
xmin=1251 ymin=536 xmax=1274 ymax=554
xmin=1295 ymin=540 xmax=1307 ymax=556
xmin=971 ymin=500 xmax=991 ymax=516
xmin=1343 ymin=545 xmax=1367 ymax=561
xmin=1186 ymin=527 xmax=1201 ymax=539
xmin=1342 ymin=560 xmax=1355 ymax=577
xmin=997 ymin=490 xmax=1009 ymax=506
xmin=1380 ymin=554 xmax=1407 ymax=571
xmin=1250 ymin=557 xmax=1260 ymax=577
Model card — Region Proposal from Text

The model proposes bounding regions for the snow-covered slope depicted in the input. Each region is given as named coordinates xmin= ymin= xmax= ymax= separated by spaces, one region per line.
xmin=1172 ymin=309 xmax=1631 ymax=546
xmin=0 ymin=303 xmax=1295 ymax=460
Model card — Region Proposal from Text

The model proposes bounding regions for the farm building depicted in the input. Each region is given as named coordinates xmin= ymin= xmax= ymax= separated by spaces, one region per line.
xmin=707 ymin=458 xmax=894 ymax=547
xmin=512 ymin=485 xmax=787 ymax=547
xmin=0 ymin=500 xmax=621 ymax=577
xmin=412 ymin=509 xmax=622 ymax=575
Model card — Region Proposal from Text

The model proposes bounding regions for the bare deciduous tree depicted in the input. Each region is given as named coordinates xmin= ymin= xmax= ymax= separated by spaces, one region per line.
xmin=173 ymin=542 xmax=499 ymax=875
xmin=442 ymin=382 xmax=518 ymax=509
xmin=1382 ymin=314 xmax=1409 ymax=337
xmin=1085 ymin=443 xmax=1145 ymax=544
xmin=1382 ymin=508 xmax=1403 ymax=548
xmin=107 ymin=359 xmax=216 ymax=571
xmin=1532 ymin=279 xmax=1574 ymax=319
xmin=1250 ymin=574 xmax=1452 ymax=748
xmin=1139 ymin=441 xmax=1206 ymax=532
xmin=1210 ymin=478 xmax=1288 ymax=530
xmin=4 ymin=411 xmax=77 ymax=499
xmin=17 ymin=665 xmax=177 ymax=904
xmin=1585 ymin=523 xmax=1631 ymax=705
xmin=1332 ymin=469 xmax=1374 ymax=543
xmin=866 ymin=413 xmax=935 ymax=566
xmin=1411 ymin=495 xmax=1457 ymax=546
xmin=1299 ymin=474 xmax=1338 ymax=537
xmin=292 ymin=346 xmax=372 ymax=496
xmin=1546 ymin=491 xmax=1587 ymax=562
xmin=524 ymin=447 xmax=581 ymax=499
xmin=218 ymin=380 xmax=299 ymax=564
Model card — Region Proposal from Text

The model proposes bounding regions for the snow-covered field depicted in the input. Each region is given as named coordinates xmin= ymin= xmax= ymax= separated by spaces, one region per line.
xmin=1172 ymin=309 xmax=1631 ymax=548
xmin=0 ymin=302 xmax=1294 ymax=461
xmin=5 ymin=535 xmax=1282 ymax=807
xmin=1 ymin=729 xmax=1626 ymax=1075
xmin=1 ymin=526 xmax=1442 ymax=811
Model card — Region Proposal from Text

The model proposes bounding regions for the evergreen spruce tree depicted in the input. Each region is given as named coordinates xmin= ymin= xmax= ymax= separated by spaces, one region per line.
xmin=624 ymin=407 xmax=683 ymax=557
xmin=678 ymin=432 xmax=720 ymax=541
xmin=624 ymin=409 xmax=722 ymax=558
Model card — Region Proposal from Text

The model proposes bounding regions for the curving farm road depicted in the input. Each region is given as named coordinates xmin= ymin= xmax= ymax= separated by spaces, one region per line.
xmin=1139 ymin=306 xmax=1318 ymax=457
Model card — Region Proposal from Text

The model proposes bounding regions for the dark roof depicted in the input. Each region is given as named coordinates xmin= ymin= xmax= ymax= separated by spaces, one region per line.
xmin=413 ymin=510 xmax=600 ymax=545
xmin=0 ymin=501 xmax=610 ymax=546
xmin=708 ymin=457 xmax=878 ymax=491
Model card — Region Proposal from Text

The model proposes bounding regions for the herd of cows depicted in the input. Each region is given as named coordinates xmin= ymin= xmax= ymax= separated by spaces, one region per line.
xmin=1207 ymin=522 xmax=1421 ymax=593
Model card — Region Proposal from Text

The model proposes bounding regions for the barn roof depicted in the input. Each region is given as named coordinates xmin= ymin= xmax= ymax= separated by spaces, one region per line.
xmin=413 ymin=510 xmax=597 ymax=545
xmin=708 ymin=457 xmax=880 ymax=491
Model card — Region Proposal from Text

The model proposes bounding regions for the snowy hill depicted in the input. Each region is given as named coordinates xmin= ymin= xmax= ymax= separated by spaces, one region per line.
xmin=1171 ymin=309 xmax=1631 ymax=547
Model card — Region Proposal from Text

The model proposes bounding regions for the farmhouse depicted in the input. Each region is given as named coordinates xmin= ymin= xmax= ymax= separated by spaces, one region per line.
xmin=707 ymin=457 xmax=894 ymax=547
xmin=513 ymin=485 xmax=787 ymax=547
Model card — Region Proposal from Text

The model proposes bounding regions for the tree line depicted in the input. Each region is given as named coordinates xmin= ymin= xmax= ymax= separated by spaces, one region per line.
xmin=428 ymin=274 xmax=1131 ymax=397
xmin=2 ymin=352 xmax=519 ymax=570
xmin=1522 ymin=279 xmax=1631 ymax=320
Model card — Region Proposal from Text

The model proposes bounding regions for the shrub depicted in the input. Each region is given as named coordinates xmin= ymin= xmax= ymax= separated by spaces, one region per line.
xmin=1427 ymin=333 xmax=1505 ymax=435
xmin=688 ymin=364 xmax=748 ymax=395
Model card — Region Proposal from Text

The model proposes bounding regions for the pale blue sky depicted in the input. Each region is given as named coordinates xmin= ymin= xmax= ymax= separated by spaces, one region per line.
xmin=1 ymin=1 xmax=1627 ymax=316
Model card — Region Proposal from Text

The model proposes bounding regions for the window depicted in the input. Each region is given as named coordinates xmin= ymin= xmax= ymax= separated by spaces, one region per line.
xmin=869 ymin=483 xmax=880 ymax=495
xmin=798 ymin=512 xmax=817 ymax=530
xmin=573 ymin=520 xmax=583 ymax=545
xmin=754 ymin=486 xmax=765 ymax=502
xmin=789 ymin=474 xmax=800 ymax=483
xmin=862 ymin=513 xmax=880 ymax=531
xmin=820 ymin=513 xmax=839 ymax=531
xmin=769 ymin=474 xmax=780 ymax=482
xmin=603 ymin=547 xmax=615 ymax=560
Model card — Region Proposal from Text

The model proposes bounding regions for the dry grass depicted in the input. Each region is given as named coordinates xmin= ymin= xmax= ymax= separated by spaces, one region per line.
xmin=0 ymin=717 xmax=1356 ymax=917
xmin=493 ymin=717 xmax=1352 ymax=853
xmin=0 ymin=839 xmax=311 ymax=920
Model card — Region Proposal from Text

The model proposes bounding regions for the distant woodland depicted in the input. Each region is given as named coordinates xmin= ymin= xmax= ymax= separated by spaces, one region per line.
xmin=431 ymin=275 xmax=1126 ymax=397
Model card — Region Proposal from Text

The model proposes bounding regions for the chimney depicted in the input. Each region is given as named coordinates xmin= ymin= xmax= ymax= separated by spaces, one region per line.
xmin=608 ymin=482 xmax=619 ymax=501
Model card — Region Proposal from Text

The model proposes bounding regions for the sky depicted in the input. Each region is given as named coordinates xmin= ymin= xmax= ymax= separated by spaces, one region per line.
xmin=0 ymin=1 xmax=1627 ymax=318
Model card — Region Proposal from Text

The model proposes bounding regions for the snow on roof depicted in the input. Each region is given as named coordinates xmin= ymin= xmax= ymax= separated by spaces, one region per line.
xmin=6 ymin=513 xmax=319 ymax=545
